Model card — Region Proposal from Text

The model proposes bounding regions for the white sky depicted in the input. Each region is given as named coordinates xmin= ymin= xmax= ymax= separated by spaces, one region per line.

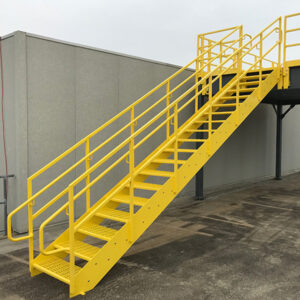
xmin=0 ymin=0 xmax=300 ymax=66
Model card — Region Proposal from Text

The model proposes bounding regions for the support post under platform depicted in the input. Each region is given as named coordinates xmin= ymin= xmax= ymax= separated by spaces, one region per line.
xmin=275 ymin=104 xmax=282 ymax=180
xmin=195 ymin=93 xmax=206 ymax=200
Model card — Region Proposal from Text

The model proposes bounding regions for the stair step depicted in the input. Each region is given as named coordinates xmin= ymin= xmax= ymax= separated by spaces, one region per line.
xmin=33 ymin=256 xmax=81 ymax=284
xmin=228 ymin=88 xmax=255 ymax=93
xmin=96 ymin=207 xmax=129 ymax=223
xmin=204 ymin=111 xmax=232 ymax=115
xmin=164 ymin=148 xmax=197 ymax=153
xmin=239 ymin=80 xmax=260 ymax=85
xmin=212 ymin=103 xmax=237 ymax=107
xmin=219 ymin=96 xmax=247 ymax=99
xmin=243 ymin=74 xmax=267 ymax=80
xmin=195 ymin=120 xmax=224 ymax=124
xmin=127 ymin=181 xmax=162 ymax=191
xmin=78 ymin=221 xmax=118 ymax=241
xmin=185 ymin=129 xmax=216 ymax=132
xmin=140 ymin=169 xmax=173 ymax=177
xmin=54 ymin=240 xmax=99 ymax=261
xmin=112 ymin=194 xmax=148 ymax=206
xmin=153 ymin=158 xmax=186 ymax=165
xmin=178 ymin=139 xmax=207 ymax=142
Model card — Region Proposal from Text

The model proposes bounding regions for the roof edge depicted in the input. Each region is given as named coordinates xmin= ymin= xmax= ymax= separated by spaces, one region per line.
xmin=2 ymin=30 xmax=194 ymax=71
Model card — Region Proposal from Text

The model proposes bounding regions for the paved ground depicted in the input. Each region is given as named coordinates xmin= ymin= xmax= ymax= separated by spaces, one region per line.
xmin=1 ymin=172 xmax=300 ymax=299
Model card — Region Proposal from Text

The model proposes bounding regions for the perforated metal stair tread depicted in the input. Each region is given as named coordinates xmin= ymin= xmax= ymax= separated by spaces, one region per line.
xmin=78 ymin=221 xmax=117 ymax=241
xmin=112 ymin=194 xmax=148 ymax=206
xmin=228 ymin=88 xmax=256 ymax=93
xmin=33 ymin=256 xmax=81 ymax=284
xmin=54 ymin=240 xmax=100 ymax=261
xmin=164 ymin=148 xmax=197 ymax=153
xmin=128 ymin=181 xmax=162 ymax=191
xmin=195 ymin=120 xmax=224 ymax=123
xmin=219 ymin=96 xmax=248 ymax=99
xmin=152 ymin=158 xmax=186 ymax=164
xmin=243 ymin=74 xmax=268 ymax=80
xmin=96 ymin=207 xmax=129 ymax=223
xmin=140 ymin=169 xmax=174 ymax=177
xmin=203 ymin=111 xmax=233 ymax=115
xmin=178 ymin=138 xmax=207 ymax=142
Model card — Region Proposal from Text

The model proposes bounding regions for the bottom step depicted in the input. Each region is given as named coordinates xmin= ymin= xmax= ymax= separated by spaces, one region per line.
xmin=33 ymin=256 xmax=81 ymax=284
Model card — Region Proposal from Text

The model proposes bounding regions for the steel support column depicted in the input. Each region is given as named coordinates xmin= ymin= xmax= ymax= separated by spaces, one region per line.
xmin=195 ymin=92 xmax=206 ymax=200
xmin=275 ymin=104 xmax=282 ymax=180
xmin=272 ymin=103 xmax=295 ymax=180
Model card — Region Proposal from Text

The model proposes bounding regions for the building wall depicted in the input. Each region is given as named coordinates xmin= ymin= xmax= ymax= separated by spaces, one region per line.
xmin=1 ymin=31 xmax=300 ymax=233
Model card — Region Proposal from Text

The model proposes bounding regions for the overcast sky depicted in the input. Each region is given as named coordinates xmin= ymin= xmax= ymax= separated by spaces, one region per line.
xmin=0 ymin=0 xmax=300 ymax=66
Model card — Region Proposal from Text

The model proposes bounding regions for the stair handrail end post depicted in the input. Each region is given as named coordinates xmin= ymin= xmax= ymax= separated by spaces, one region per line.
xmin=68 ymin=184 xmax=76 ymax=295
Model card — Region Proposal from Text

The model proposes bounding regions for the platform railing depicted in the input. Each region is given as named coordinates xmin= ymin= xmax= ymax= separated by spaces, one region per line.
xmin=283 ymin=12 xmax=300 ymax=88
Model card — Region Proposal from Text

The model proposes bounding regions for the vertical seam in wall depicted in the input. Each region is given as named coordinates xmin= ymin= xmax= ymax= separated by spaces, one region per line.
xmin=117 ymin=56 xmax=120 ymax=144
xmin=25 ymin=34 xmax=29 ymax=178
xmin=74 ymin=46 xmax=77 ymax=207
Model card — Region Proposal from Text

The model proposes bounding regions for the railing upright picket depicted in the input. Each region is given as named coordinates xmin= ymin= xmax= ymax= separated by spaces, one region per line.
xmin=208 ymin=74 xmax=212 ymax=156
xmin=85 ymin=138 xmax=91 ymax=210
xmin=166 ymin=81 xmax=170 ymax=138
xmin=27 ymin=178 xmax=34 ymax=273
xmin=259 ymin=33 xmax=263 ymax=98
xmin=173 ymin=102 xmax=178 ymax=193
xmin=68 ymin=185 xmax=75 ymax=295
xmin=129 ymin=107 xmax=135 ymax=241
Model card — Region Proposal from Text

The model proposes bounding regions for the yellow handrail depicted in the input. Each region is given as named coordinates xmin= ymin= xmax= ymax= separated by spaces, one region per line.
xmin=36 ymin=28 xmax=245 ymax=253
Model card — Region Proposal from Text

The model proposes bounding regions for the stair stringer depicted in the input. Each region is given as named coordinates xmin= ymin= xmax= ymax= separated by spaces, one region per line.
xmin=71 ymin=69 xmax=279 ymax=297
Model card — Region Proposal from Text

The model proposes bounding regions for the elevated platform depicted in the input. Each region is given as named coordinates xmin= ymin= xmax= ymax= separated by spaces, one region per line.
xmin=263 ymin=61 xmax=300 ymax=105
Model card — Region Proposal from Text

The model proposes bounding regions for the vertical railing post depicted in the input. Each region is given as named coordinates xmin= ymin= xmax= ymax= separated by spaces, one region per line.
xmin=173 ymin=102 xmax=178 ymax=193
xmin=236 ymin=26 xmax=243 ymax=125
xmin=195 ymin=63 xmax=199 ymax=113
xmin=166 ymin=80 xmax=170 ymax=138
xmin=201 ymin=36 xmax=207 ymax=96
xmin=278 ymin=17 xmax=282 ymax=80
xmin=200 ymin=35 xmax=204 ymax=72
xmin=208 ymin=40 xmax=212 ymax=73
xmin=208 ymin=75 xmax=212 ymax=156
xmin=283 ymin=16 xmax=287 ymax=78
xmin=219 ymin=43 xmax=223 ymax=91
xmin=259 ymin=32 xmax=263 ymax=99
xmin=129 ymin=107 xmax=135 ymax=241
xmin=27 ymin=178 xmax=34 ymax=273
xmin=85 ymin=138 xmax=91 ymax=211
xmin=68 ymin=185 xmax=75 ymax=295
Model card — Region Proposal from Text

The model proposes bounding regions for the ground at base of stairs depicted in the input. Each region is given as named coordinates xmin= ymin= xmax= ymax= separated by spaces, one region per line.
xmin=1 ymin=172 xmax=300 ymax=300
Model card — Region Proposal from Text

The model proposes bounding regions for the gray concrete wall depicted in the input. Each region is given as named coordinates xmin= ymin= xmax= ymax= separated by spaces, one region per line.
xmin=0 ymin=34 xmax=17 ymax=232
xmin=2 ymin=31 xmax=300 ymax=233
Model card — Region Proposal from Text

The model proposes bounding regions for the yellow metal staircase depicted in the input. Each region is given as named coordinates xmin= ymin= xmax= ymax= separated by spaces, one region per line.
xmin=7 ymin=15 xmax=298 ymax=297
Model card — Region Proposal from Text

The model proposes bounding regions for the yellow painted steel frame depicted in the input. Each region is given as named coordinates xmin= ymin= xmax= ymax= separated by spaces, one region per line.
xmin=6 ymin=13 xmax=300 ymax=297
